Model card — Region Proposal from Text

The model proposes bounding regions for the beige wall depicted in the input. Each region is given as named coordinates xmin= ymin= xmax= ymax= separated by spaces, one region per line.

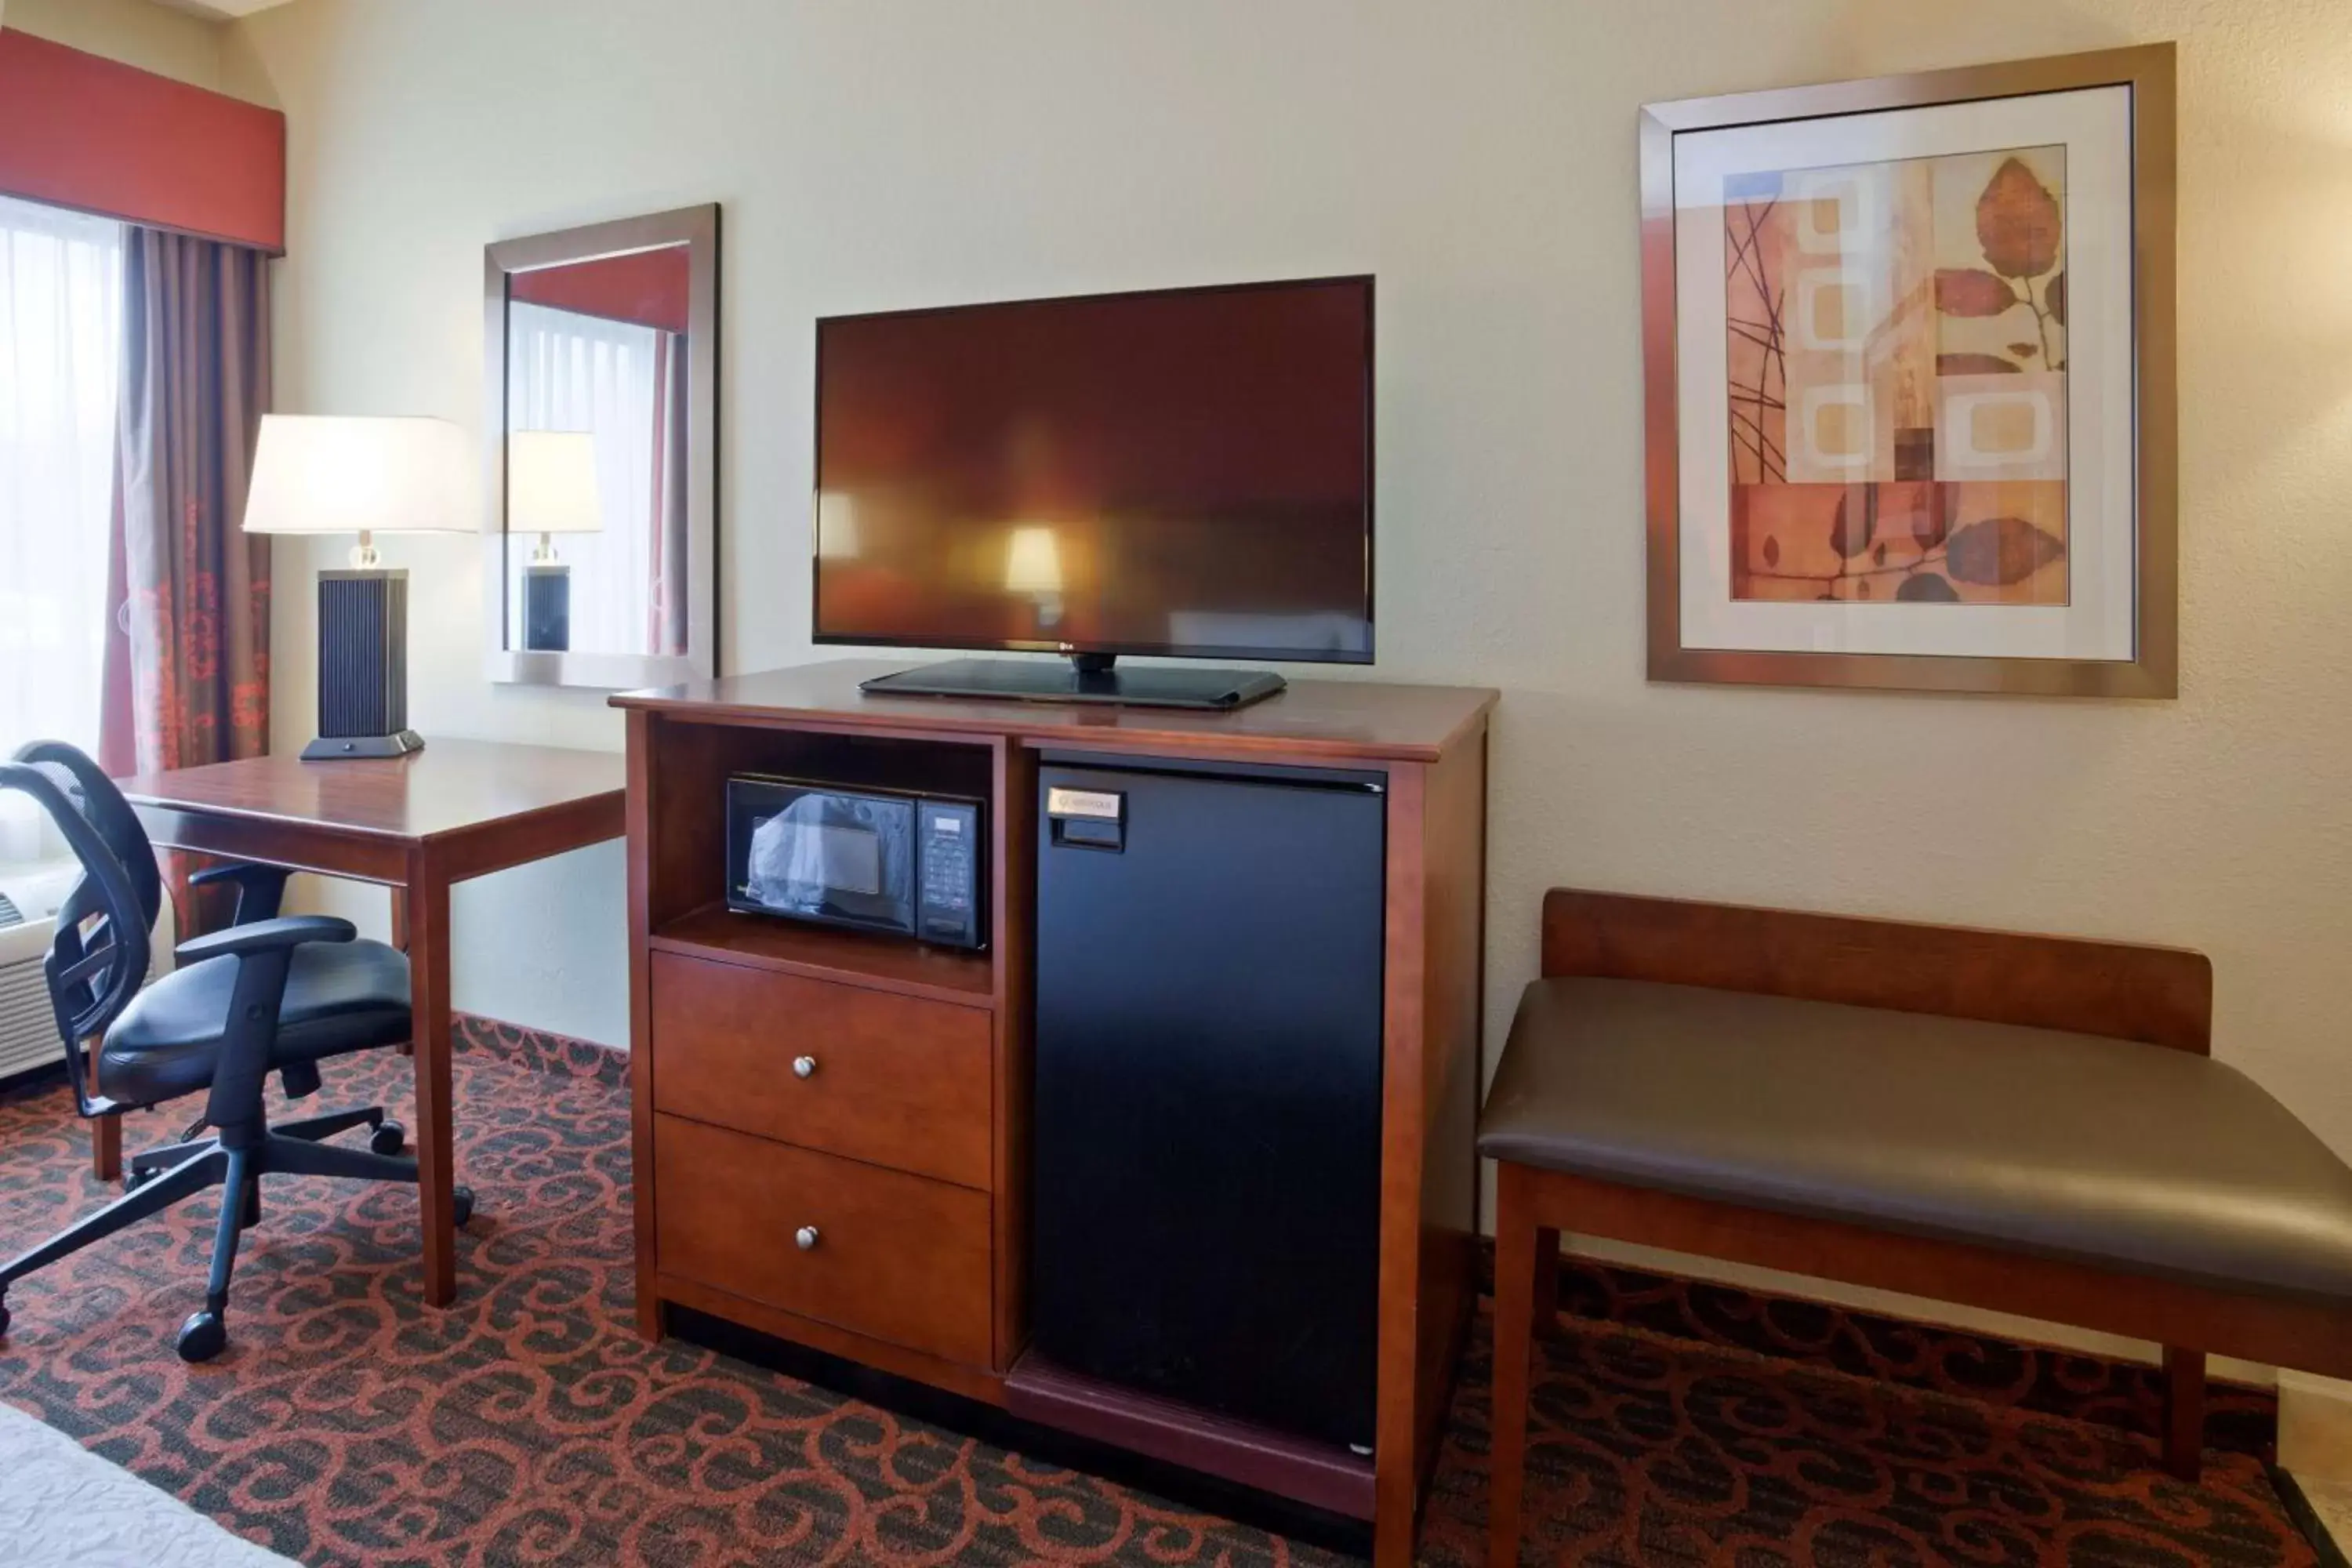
xmin=6 ymin=0 xmax=226 ymax=90
xmin=223 ymin=0 xmax=2352 ymax=1274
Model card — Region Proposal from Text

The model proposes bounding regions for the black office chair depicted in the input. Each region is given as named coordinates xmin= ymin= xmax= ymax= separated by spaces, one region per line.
xmin=0 ymin=741 xmax=471 ymax=1363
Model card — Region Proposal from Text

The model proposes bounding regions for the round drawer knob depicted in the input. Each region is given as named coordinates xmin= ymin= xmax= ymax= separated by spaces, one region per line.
xmin=792 ymin=1055 xmax=818 ymax=1080
xmin=795 ymin=1225 xmax=820 ymax=1251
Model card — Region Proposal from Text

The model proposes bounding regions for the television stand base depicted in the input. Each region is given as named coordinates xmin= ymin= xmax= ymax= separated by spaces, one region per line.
xmin=860 ymin=657 xmax=1287 ymax=711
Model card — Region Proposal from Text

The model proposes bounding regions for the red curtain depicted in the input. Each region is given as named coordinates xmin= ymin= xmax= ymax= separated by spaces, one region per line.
xmin=97 ymin=226 xmax=272 ymax=932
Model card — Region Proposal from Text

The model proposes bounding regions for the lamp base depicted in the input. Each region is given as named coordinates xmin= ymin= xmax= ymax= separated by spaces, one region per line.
xmin=524 ymin=562 xmax=572 ymax=652
xmin=311 ymin=569 xmax=417 ymax=763
xmin=302 ymin=730 xmax=424 ymax=761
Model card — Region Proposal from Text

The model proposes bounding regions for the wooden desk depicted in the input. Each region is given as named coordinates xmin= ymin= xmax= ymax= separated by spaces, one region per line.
xmin=116 ymin=739 xmax=626 ymax=1306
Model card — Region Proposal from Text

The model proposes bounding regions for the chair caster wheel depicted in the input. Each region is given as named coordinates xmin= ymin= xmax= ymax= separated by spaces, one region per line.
xmin=369 ymin=1120 xmax=406 ymax=1156
xmin=124 ymin=1166 xmax=156 ymax=1193
xmin=452 ymin=1186 xmax=475 ymax=1228
xmin=176 ymin=1310 xmax=225 ymax=1363
xmin=0 ymin=1298 xmax=11 ymax=1338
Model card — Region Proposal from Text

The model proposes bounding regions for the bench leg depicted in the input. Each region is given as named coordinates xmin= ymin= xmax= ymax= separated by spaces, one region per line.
xmin=1490 ymin=1165 xmax=1537 ymax=1568
xmin=1532 ymin=1225 xmax=1561 ymax=1340
xmin=2161 ymin=1346 xmax=2205 ymax=1481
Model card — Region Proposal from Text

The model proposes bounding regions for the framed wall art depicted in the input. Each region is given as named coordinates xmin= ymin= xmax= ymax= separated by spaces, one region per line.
xmin=1642 ymin=45 xmax=2176 ymax=696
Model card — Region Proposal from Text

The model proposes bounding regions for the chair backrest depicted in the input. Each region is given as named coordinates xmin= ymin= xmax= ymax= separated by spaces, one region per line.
xmin=0 ymin=742 xmax=158 ymax=1111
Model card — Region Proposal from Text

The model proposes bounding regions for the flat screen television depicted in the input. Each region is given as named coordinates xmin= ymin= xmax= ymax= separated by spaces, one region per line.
xmin=813 ymin=275 xmax=1373 ymax=709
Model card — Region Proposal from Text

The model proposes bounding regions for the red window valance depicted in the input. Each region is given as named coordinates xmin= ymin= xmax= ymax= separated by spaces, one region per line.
xmin=0 ymin=29 xmax=286 ymax=254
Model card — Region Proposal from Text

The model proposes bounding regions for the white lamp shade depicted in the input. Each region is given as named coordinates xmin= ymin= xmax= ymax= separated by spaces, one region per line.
xmin=241 ymin=414 xmax=473 ymax=536
xmin=1004 ymin=524 xmax=1063 ymax=594
xmin=507 ymin=430 xmax=604 ymax=535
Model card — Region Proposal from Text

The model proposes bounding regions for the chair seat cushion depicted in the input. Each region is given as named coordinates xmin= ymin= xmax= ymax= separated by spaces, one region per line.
xmin=98 ymin=938 xmax=412 ymax=1108
xmin=1479 ymin=977 xmax=2352 ymax=1303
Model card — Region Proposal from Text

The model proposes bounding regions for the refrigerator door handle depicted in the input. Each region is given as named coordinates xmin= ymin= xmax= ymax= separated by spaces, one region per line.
xmin=1047 ymin=786 xmax=1127 ymax=851
xmin=1050 ymin=816 xmax=1124 ymax=851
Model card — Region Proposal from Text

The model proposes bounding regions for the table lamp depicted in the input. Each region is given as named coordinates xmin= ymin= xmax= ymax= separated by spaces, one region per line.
xmin=506 ymin=430 xmax=604 ymax=653
xmin=241 ymin=414 xmax=470 ymax=760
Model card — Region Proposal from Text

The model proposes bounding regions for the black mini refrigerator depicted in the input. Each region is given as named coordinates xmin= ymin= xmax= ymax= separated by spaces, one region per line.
xmin=1031 ymin=754 xmax=1386 ymax=1451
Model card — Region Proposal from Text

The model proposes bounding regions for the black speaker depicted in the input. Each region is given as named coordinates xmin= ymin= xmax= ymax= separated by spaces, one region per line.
xmin=523 ymin=562 xmax=572 ymax=652
xmin=304 ymin=568 xmax=423 ymax=760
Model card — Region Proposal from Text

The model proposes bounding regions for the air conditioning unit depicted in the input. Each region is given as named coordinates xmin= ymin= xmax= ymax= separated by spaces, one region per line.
xmin=0 ymin=862 xmax=174 ymax=1081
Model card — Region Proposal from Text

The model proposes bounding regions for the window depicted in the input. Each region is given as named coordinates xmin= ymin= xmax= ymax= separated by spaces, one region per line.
xmin=0 ymin=194 xmax=122 ymax=858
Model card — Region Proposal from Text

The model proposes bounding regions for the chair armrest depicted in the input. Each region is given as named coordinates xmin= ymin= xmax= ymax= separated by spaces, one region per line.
xmin=187 ymin=862 xmax=291 ymax=924
xmin=176 ymin=915 xmax=355 ymax=966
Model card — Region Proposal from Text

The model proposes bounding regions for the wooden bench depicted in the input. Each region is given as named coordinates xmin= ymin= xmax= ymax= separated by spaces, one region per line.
xmin=1480 ymin=889 xmax=2352 ymax=1568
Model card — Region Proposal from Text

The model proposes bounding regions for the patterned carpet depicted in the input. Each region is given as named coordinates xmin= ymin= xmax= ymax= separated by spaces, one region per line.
xmin=0 ymin=1020 xmax=2325 ymax=1567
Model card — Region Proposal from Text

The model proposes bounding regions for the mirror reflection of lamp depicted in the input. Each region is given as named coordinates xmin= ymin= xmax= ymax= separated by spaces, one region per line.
xmin=508 ymin=430 xmax=603 ymax=652
xmin=1004 ymin=524 xmax=1063 ymax=632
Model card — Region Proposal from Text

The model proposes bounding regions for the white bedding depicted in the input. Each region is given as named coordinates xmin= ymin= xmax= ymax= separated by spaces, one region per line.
xmin=0 ymin=1399 xmax=299 ymax=1567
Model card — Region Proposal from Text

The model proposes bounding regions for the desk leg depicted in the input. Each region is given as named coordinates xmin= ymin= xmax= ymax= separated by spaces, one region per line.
xmin=405 ymin=859 xmax=459 ymax=1307
xmin=90 ymin=1113 xmax=121 ymax=1183
xmin=390 ymin=887 xmax=414 ymax=1057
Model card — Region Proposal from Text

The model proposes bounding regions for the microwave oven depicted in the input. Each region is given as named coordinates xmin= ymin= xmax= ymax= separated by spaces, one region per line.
xmin=724 ymin=775 xmax=985 ymax=949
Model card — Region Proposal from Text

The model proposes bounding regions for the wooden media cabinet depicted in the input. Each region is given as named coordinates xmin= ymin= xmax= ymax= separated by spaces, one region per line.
xmin=612 ymin=659 xmax=1495 ymax=1566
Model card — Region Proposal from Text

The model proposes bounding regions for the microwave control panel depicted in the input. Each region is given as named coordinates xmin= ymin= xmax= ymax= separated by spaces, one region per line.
xmin=916 ymin=800 xmax=985 ymax=949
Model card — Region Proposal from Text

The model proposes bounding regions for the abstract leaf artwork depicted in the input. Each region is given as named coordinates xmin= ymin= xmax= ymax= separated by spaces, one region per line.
xmin=1722 ymin=148 xmax=2070 ymax=606
xmin=1646 ymin=47 xmax=2175 ymax=695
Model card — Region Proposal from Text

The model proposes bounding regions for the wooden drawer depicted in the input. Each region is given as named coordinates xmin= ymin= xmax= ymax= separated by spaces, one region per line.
xmin=649 ymin=949 xmax=993 ymax=1189
xmin=653 ymin=1113 xmax=993 ymax=1367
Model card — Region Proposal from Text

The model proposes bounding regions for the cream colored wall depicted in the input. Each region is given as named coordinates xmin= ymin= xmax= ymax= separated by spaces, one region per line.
xmin=222 ymin=0 xmax=2352 ymax=1356
xmin=6 ymin=0 xmax=225 ymax=89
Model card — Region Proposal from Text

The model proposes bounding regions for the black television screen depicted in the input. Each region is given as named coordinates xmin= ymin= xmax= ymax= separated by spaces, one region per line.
xmin=812 ymin=276 xmax=1373 ymax=664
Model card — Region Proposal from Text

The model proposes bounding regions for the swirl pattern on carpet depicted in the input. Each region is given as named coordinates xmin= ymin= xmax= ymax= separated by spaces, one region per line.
xmin=0 ymin=1019 xmax=2321 ymax=1567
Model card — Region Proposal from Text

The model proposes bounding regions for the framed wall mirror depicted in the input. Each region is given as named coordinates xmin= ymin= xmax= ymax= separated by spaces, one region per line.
xmin=485 ymin=204 xmax=718 ymax=688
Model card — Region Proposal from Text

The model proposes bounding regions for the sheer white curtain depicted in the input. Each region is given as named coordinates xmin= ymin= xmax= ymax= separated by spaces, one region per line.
xmin=506 ymin=301 xmax=660 ymax=654
xmin=0 ymin=195 xmax=123 ymax=859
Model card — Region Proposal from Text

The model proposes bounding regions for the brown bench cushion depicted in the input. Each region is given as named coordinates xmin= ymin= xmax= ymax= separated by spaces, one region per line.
xmin=1478 ymin=977 xmax=2352 ymax=1303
